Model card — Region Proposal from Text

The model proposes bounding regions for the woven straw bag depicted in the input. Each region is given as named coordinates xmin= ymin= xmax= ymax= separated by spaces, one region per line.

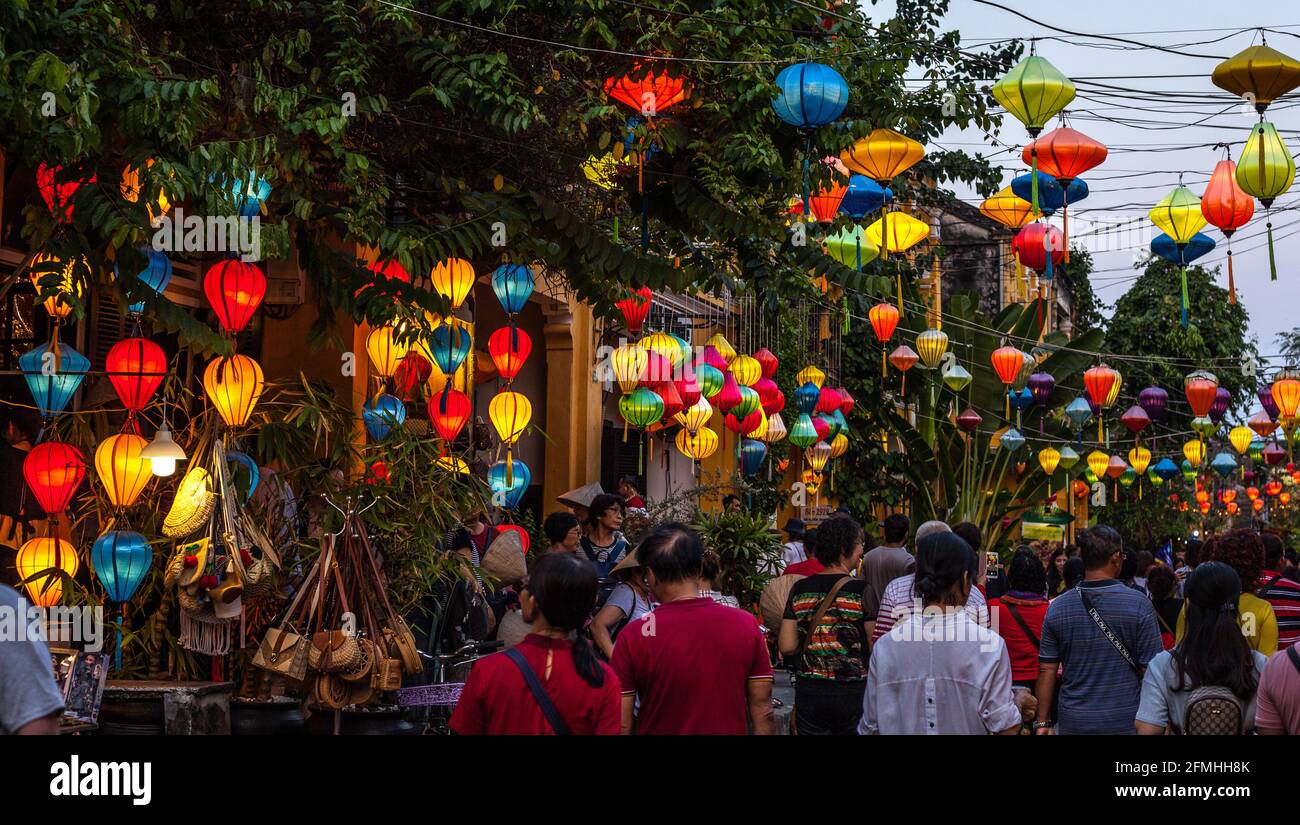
xmin=242 ymin=558 xmax=273 ymax=598
xmin=163 ymin=467 xmax=217 ymax=539
xmin=339 ymin=637 xmax=377 ymax=683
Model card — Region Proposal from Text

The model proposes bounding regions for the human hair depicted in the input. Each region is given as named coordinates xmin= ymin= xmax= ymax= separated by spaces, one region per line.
xmin=619 ymin=475 xmax=639 ymax=491
xmin=700 ymin=549 xmax=722 ymax=584
xmin=1172 ymin=561 xmax=1257 ymax=701
xmin=1064 ymin=544 xmax=1080 ymax=559
xmin=722 ymin=494 xmax=741 ymax=510
xmin=1134 ymin=550 xmax=1155 ymax=577
xmin=526 ymin=553 xmax=604 ymax=687
xmin=912 ymin=532 xmax=978 ymax=606
xmin=1062 ymin=557 xmax=1085 ymax=590
xmin=1207 ymin=528 xmax=1264 ymax=593
xmin=586 ymin=493 xmax=624 ymax=527
xmin=915 ymin=519 xmax=951 ymax=543
xmin=1261 ymin=532 xmax=1284 ymax=570
xmin=1078 ymin=526 xmax=1123 ymax=571
xmin=1008 ymin=547 xmax=1047 ymax=595
xmin=1184 ymin=539 xmax=1202 ymax=568
xmin=950 ymin=521 xmax=982 ymax=554
xmin=1146 ymin=565 xmax=1177 ymax=602
xmin=1046 ymin=547 xmax=1067 ymax=594
xmin=814 ymin=515 xmax=862 ymax=566
xmin=543 ymin=511 xmax=580 ymax=544
xmin=802 ymin=528 xmax=818 ymax=561
xmin=881 ymin=514 xmax=910 ymax=544
xmin=635 ymin=522 xmax=704 ymax=584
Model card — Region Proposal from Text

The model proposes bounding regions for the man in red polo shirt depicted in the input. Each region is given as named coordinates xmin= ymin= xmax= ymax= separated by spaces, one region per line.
xmin=1260 ymin=532 xmax=1300 ymax=650
xmin=611 ymin=523 xmax=775 ymax=735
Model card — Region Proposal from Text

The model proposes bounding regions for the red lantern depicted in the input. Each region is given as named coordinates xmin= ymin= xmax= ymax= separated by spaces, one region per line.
xmin=616 ymin=286 xmax=653 ymax=334
xmin=654 ymin=380 xmax=684 ymax=422
xmin=753 ymin=348 xmax=779 ymax=379
xmin=36 ymin=163 xmax=95 ymax=222
xmin=603 ymin=67 xmax=689 ymax=115
xmin=816 ymin=386 xmax=842 ymax=415
xmin=1201 ymin=158 xmax=1254 ymax=304
xmin=808 ymin=182 xmax=848 ymax=224
xmin=724 ymin=409 xmax=762 ymax=435
xmin=869 ymin=302 xmax=900 ymax=343
xmin=203 ymin=260 xmax=266 ymax=334
xmin=369 ymin=258 xmax=411 ymax=283
xmin=1253 ymin=498 xmax=1265 ymax=512
xmin=755 ymin=378 xmax=783 ymax=416
xmin=1120 ymin=405 xmax=1150 ymax=435
xmin=428 ymin=389 xmax=471 ymax=443
xmin=837 ymin=388 xmax=856 ymax=416
xmin=640 ymin=351 xmax=674 ymax=386
xmin=498 ymin=524 xmax=531 ymax=554
xmin=700 ymin=345 xmax=728 ymax=373
xmin=1013 ymin=223 xmax=1064 ymax=273
xmin=1184 ymin=372 xmax=1219 ymax=418
xmin=23 ymin=441 xmax=86 ymax=515
xmin=1267 ymin=480 xmax=1283 ymax=496
xmin=106 ymin=337 xmax=167 ymax=413
xmin=487 ymin=327 xmax=532 ymax=381
xmin=393 ymin=351 xmax=432 ymax=400
xmin=1072 ymin=479 xmax=1089 ymax=499
xmin=1022 ymin=128 xmax=1108 ymax=183
xmin=991 ymin=346 xmax=1023 ymax=386
xmin=812 ymin=416 xmax=831 ymax=443
xmin=1083 ymin=364 xmax=1120 ymax=408
xmin=676 ymin=368 xmax=701 ymax=409
xmin=715 ymin=372 xmax=742 ymax=414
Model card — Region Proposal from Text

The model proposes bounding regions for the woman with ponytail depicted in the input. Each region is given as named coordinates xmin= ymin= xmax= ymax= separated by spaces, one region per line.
xmin=450 ymin=553 xmax=621 ymax=735
xmin=860 ymin=532 xmax=1033 ymax=735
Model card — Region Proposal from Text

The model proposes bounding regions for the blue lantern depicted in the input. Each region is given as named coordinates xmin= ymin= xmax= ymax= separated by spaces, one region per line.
xmin=127 ymin=248 xmax=173 ymax=313
xmin=430 ymin=324 xmax=472 ymax=375
xmin=1011 ymin=387 xmax=1036 ymax=414
xmin=829 ymin=409 xmax=849 ymax=439
xmin=623 ymin=116 xmax=659 ymax=160
xmin=821 ymin=414 xmax=841 ymax=443
xmin=839 ymin=175 xmax=888 ymax=219
xmin=794 ymin=381 xmax=820 ymax=416
xmin=772 ymin=63 xmax=849 ymax=128
xmin=225 ymin=451 xmax=261 ymax=500
xmin=231 ymin=171 xmax=272 ymax=218
xmin=491 ymin=264 xmax=534 ymax=315
xmin=1151 ymin=457 xmax=1180 ymax=482
xmin=92 ymin=531 xmax=153 ymax=603
xmin=20 ymin=342 xmax=89 ymax=418
xmin=1065 ymin=397 xmax=1093 ymax=431
xmin=999 ymin=428 xmax=1026 ymax=452
xmin=1151 ymin=232 xmax=1216 ymax=265
xmin=363 ymin=393 xmax=407 ymax=441
xmin=487 ymin=459 xmax=530 ymax=510
xmin=1210 ymin=452 xmax=1237 ymax=478
xmin=1011 ymin=174 xmax=1088 ymax=216
xmin=740 ymin=439 xmax=768 ymax=476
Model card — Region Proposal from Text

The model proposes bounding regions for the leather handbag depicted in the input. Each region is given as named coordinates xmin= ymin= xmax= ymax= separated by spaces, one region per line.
xmin=356 ymin=529 xmax=423 ymax=675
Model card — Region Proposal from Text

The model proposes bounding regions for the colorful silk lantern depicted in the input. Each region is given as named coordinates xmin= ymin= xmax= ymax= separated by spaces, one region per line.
xmin=429 ymin=388 xmax=471 ymax=443
xmin=36 ymin=162 xmax=93 ymax=222
xmin=980 ymin=187 xmax=1035 ymax=229
xmin=1138 ymin=386 xmax=1169 ymax=423
xmin=1150 ymin=186 xmax=1208 ymax=326
xmin=106 ymin=337 xmax=166 ymax=414
xmin=731 ymin=385 xmax=761 ymax=419
xmin=675 ymin=427 xmax=719 ymax=461
xmin=1128 ymin=446 xmax=1151 ymax=476
xmin=808 ymin=173 xmax=848 ymax=225
xmin=841 ymin=128 xmax=925 ymax=183
xmin=992 ymin=346 xmax=1024 ymax=418
xmin=488 ymin=460 xmax=531 ymax=510
xmin=677 ymin=368 xmax=703 ymax=410
xmin=869 ymin=301 xmax=901 ymax=373
xmin=864 ymin=211 xmax=930 ymax=254
xmin=367 ymin=325 xmax=410 ymax=378
xmin=203 ymin=259 xmax=266 ymax=334
xmin=20 ymin=342 xmax=89 ymax=418
xmin=755 ymin=377 xmax=783 ymax=416
xmin=491 ymin=264 xmax=534 ymax=315
xmin=611 ymin=344 xmax=649 ymax=394
xmin=29 ymin=253 xmax=85 ymax=319
xmin=993 ymin=54 xmax=1075 ymax=212
xmin=430 ymin=258 xmax=475 ymax=311
xmin=488 ymin=327 xmax=532 ymax=381
xmin=1121 ymin=405 xmax=1150 ymax=437
xmin=490 ymin=391 xmax=533 ymax=445
xmin=763 ymin=413 xmax=788 ymax=445
xmin=730 ymin=355 xmax=762 ymax=388
xmin=724 ymin=408 xmax=763 ymax=437
xmin=616 ymin=286 xmax=653 ymax=334
xmin=957 ymin=408 xmax=983 ymax=432
xmin=17 ymin=537 xmax=78 ymax=607
xmin=1086 ymin=450 xmax=1110 ymax=481
xmin=1022 ymin=127 xmax=1106 ymax=260
xmin=1201 ymin=156 xmax=1255 ymax=303
xmin=1185 ymin=371 xmax=1219 ymax=419
xmin=705 ymin=333 xmax=736 ymax=365
xmin=605 ymin=65 xmax=689 ymax=115
xmin=1083 ymin=364 xmax=1120 ymax=409
xmin=92 ymin=530 xmax=152 ymax=603
xmin=796 ymin=365 xmax=826 ymax=389
xmin=363 ymin=394 xmax=407 ymax=442
xmin=127 ymin=248 xmax=173 ymax=314
xmin=753 ymin=348 xmax=779 ymax=380
xmin=676 ymin=397 xmax=713 ymax=433
xmin=1250 ymin=410 xmax=1279 ymax=439
xmin=999 ymin=428 xmax=1026 ymax=453
xmin=771 ymin=62 xmax=848 ymax=128
xmin=823 ymin=225 xmax=880 ymax=270
xmin=943 ymin=363 xmax=973 ymax=393
xmin=654 ymin=380 xmax=684 ymax=422
xmin=714 ymin=372 xmax=743 ymax=415
xmin=1151 ymin=232 xmax=1215 ymax=266
xmin=1183 ymin=439 xmax=1206 ymax=468
xmin=1013 ymin=223 xmax=1064 ymax=278
xmin=916 ymin=328 xmax=949 ymax=370
xmin=1236 ymin=120 xmax=1294 ymax=282
xmin=203 ymin=354 xmax=264 ymax=427
xmin=1272 ymin=371 xmax=1300 ymax=419
xmin=788 ymin=413 xmax=820 ymax=448
xmin=815 ymin=386 xmax=842 ymax=416
xmin=695 ymin=363 xmax=723 ymax=400
xmin=741 ymin=440 xmax=768 ymax=476
xmin=94 ymin=433 xmax=151 ymax=507
xmin=888 ymin=345 xmax=919 ymax=396
xmin=1212 ymin=44 xmax=1300 ymax=113
xmin=840 ymin=175 xmax=888 ymax=220
xmin=1229 ymin=425 xmax=1254 ymax=455
xmin=24 ymin=441 xmax=86 ymax=516
xmin=430 ymin=323 xmax=472 ymax=376
xmin=1209 ymin=387 xmax=1232 ymax=425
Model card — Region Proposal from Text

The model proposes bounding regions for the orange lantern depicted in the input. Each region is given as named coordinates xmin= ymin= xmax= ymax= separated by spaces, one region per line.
xmin=23 ymin=441 xmax=86 ymax=516
xmin=603 ymin=66 xmax=690 ymax=115
xmin=1083 ymin=364 xmax=1120 ymax=408
xmin=992 ymin=346 xmax=1024 ymax=417
xmin=1247 ymin=486 xmax=1260 ymax=500
xmin=1272 ymin=371 xmax=1300 ymax=419
xmin=1195 ymin=489 xmax=1211 ymax=504
xmin=29 ymin=253 xmax=85 ymax=319
xmin=888 ymin=345 xmax=919 ymax=397
xmin=1201 ymin=157 xmax=1255 ymax=303
xmin=1227 ymin=501 xmax=1240 ymax=514
xmin=94 ymin=433 xmax=151 ymax=507
xmin=1282 ymin=491 xmax=1293 ymax=506
xmin=1254 ymin=498 xmax=1266 ymax=512
xmin=1072 ymin=479 xmax=1089 ymax=499
xmin=431 ymin=258 xmax=475 ymax=311
xmin=16 ymin=537 xmax=79 ymax=607
xmin=1185 ymin=371 xmax=1220 ymax=419
xmin=203 ymin=355 xmax=264 ymax=426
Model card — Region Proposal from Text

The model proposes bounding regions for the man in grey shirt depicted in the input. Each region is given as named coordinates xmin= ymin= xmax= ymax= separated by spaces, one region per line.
xmin=0 ymin=585 xmax=64 ymax=734
xmin=860 ymin=514 xmax=916 ymax=636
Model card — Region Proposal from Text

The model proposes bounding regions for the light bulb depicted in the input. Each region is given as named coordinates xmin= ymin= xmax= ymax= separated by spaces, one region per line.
xmin=149 ymin=456 xmax=177 ymax=477
xmin=141 ymin=420 xmax=186 ymax=478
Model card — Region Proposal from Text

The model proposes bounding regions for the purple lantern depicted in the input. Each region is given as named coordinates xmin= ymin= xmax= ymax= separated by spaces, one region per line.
xmin=1028 ymin=372 xmax=1055 ymax=408
xmin=1120 ymin=404 xmax=1150 ymax=435
xmin=1138 ymin=386 xmax=1168 ymax=423
xmin=1208 ymin=386 xmax=1231 ymax=424
xmin=957 ymin=408 xmax=982 ymax=432
xmin=1259 ymin=386 xmax=1280 ymax=421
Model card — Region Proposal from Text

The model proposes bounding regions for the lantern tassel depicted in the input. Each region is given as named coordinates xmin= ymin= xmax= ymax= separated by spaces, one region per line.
xmin=1062 ymin=199 xmax=1070 ymax=264
xmin=841 ymin=295 xmax=850 ymax=334
xmin=1005 ymin=390 xmax=1010 ymax=421
xmin=506 ymin=450 xmax=513 ymax=487
xmin=1227 ymin=244 xmax=1236 ymax=304
xmin=1179 ymin=265 xmax=1189 ymax=329
xmin=801 ymin=133 xmax=812 ymax=218
xmin=882 ymin=204 xmax=890 ymax=262
xmin=1030 ymin=149 xmax=1040 ymax=216
xmin=1267 ymin=217 xmax=1278 ymax=281
xmin=623 ymin=419 xmax=628 ymax=442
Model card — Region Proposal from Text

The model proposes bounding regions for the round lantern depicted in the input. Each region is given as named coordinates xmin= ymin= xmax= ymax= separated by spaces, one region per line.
xmin=1083 ymin=364 xmax=1120 ymax=408
xmin=676 ymin=368 xmax=702 ymax=409
xmin=1183 ymin=439 xmax=1206 ymax=467
xmin=1185 ymin=371 xmax=1219 ymax=418
xmin=991 ymin=346 xmax=1024 ymax=386
xmin=676 ymin=398 xmax=713 ymax=433
xmin=1038 ymin=446 xmax=1061 ymax=476
xmin=1209 ymin=387 xmax=1232 ymax=425
xmin=916 ymin=329 xmax=949 ymax=369
xmin=36 ymin=163 xmax=94 ymax=222
xmin=869 ymin=302 xmax=900 ymax=344
xmin=654 ymin=380 xmax=685 ymax=423
xmin=730 ymin=355 xmax=762 ymax=388
xmin=20 ymin=342 xmax=89 ymax=418
xmin=1138 ymin=386 xmax=1168 ymax=422
xmin=363 ymin=394 xmax=407 ymax=442
xmin=794 ymin=382 xmax=821 ymax=417
xmin=106 ymin=337 xmax=166 ymax=413
xmin=431 ymin=258 xmax=475 ymax=311
xmin=429 ymin=323 xmax=472 ymax=376
xmin=616 ymin=286 xmax=653 ymax=334
xmin=755 ymin=377 xmax=783 ymax=416
xmin=491 ymin=264 xmax=534 ymax=315
xmin=1086 ymin=450 xmax=1110 ymax=480
xmin=429 ymin=388 xmax=472 ymax=443
xmin=488 ymin=327 xmax=532 ymax=381
xmin=203 ymin=259 xmax=266 ymax=334
xmin=393 ymin=351 xmax=433 ymax=400
xmin=1013 ymin=223 xmax=1064 ymax=274
xmin=752 ymin=348 xmax=779 ymax=380
xmin=805 ymin=441 xmax=832 ymax=474
xmin=611 ymin=344 xmax=649 ymax=394
xmin=842 ymin=128 xmax=925 ymax=185
xmin=643 ymin=332 xmax=683 ymax=369
xmin=92 ymin=530 xmax=152 ymax=603
xmin=796 ymin=365 xmax=826 ymax=389
xmin=490 ymin=391 xmax=533 ymax=445
xmin=23 ymin=441 xmax=86 ymax=515
xmin=17 ymin=537 xmax=78 ymax=607
xmin=203 ymin=355 xmax=265 ymax=426
xmin=695 ymin=363 xmax=723 ymax=400
xmin=771 ymin=62 xmax=849 ymax=128
xmin=725 ymin=409 xmax=763 ymax=436
xmin=731 ymin=385 xmax=760 ymax=419
xmin=829 ymin=431 xmax=849 ymax=459
xmin=94 ymin=433 xmax=151 ymax=507
xmin=705 ymin=333 xmax=736 ymax=365
xmin=366 ymin=325 xmax=410 ymax=378
xmin=741 ymin=440 xmax=768 ymax=476
xmin=992 ymin=55 xmax=1075 ymax=137
xmin=1128 ymin=446 xmax=1152 ymax=476
xmin=980 ymin=187 xmax=1035 ymax=229
xmin=1272 ymin=371 xmax=1300 ymax=419
xmin=487 ymin=460 xmax=531 ymax=510
xmin=676 ymin=428 xmax=719 ymax=461
xmin=815 ymin=386 xmax=842 ymax=416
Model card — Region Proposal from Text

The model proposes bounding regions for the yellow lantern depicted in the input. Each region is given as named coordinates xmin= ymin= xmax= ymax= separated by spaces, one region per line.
xmin=1212 ymin=44 xmax=1300 ymax=112
xmin=1086 ymin=450 xmax=1110 ymax=480
xmin=830 ymin=431 xmax=848 ymax=459
xmin=991 ymin=55 xmax=1076 ymax=137
xmin=366 ymin=325 xmax=410 ymax=378
xmin=581 ymin=152 xmax=630 ymax=190
xmin=979 ymin=187 xmax=1035 ymax=229
xmin=642 ymin=331 xmax=683 ymax=368
xmin=730 ymin=355 xmax=762 ymax=387
xmin=17 ymin=537 xmax=78 ymax=607
xmin=203 ymin=354 xmax=264 ymax=427
xmin=430 ymin=258 xmax=475 ymax=311
xmin=1229 ymin=425 xmax=1254 ymax=455
xmin=95 ymin=433 xmax=151 ymax=507
xmin=806 ymin=441 xmax=832 ymax=473
xmin=675 ymin=427 xmax=718 ymax=461
xmin=746 ymin=410 xmax=769 ymax=441
xmin=120 ymin=159 xmax=172 ymax=218
xmin=705 ymin=333 xmax=736 ymax=364
xmin=864 ymin=211 xmax=930 ymax=254
xmin=29 ymin=252 xmax=86 ymax=319
xmin=611 ymin=343 xmax=649 ymax=394
xmin=1150 ymin=186 xmax=1208 ymax=244
xmin=1128 ymin=446 xmax=1151 ymax=476
xmin=435 ymin=455 xmax=470 ymax=474
xmin=675 ymin=397 xmax=713 ymax=433
xmin=1038 ymin=446 xmax=1061 ymax=476
xmin=802 ymin=469 xmax=821 ymax=495
xmin=1183 ymin=439 xmax=1205 ymax=468
xmin=840 ymin=128 xmax=925 ymax=184
xmin=796 ymin=365 xmax=825 ymax=389
xmin=916 ymin=328 xmax=949 ymax=369
xmin=489 ymin=391 xmax=532 ymax=446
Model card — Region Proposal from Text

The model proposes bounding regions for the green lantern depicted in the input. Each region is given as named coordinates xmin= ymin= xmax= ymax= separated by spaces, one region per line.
xmin=732 ymin=385 xmax=761 ymax=418
xmin=788 ymin=412 xmax=819 ymax=448
xmin=619 ymin=386 xmax=664 ymax=429
xmin=1237 ymin=119 xmax=1295 ymax=281
xmin=1181 ymin=459 xmax=1198 ymax=483
xmin=991 ymin=53 xmax=1076 ymax=213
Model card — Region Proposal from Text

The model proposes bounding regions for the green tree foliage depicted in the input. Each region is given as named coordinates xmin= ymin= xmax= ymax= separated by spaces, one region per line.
xmin=1057 ymin=246 xmax=1103 ymax=334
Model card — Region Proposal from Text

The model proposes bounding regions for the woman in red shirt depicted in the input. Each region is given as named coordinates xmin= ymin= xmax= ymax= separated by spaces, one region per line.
xmin=988 ymin=547 xmax=1049 ymax=691
xmin=450 ymin=553 xmax=621 ymax=735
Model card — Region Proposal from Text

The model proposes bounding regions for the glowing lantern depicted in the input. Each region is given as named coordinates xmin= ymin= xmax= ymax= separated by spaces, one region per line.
xmin=605 ymin=66 xmax=690 ymax=115
xmin=1138 ymin=386 xmax=1168 ymax=423
xmin=676 ymin=427 xmax=719 ymax=461
xmin=869 ymin=302 xmax=901 ymax=372
xmin=1236 ymin=120 xmax=1294 ymax=282
xmin=1229 ymin=425 xmax=1254 ymax=455
xmin=20 ymin=342 xmax=89 ymax=419
xmin=764 ymin=413 xmax=788 ymax=445
xmin=1185 ymin=371 xmax=1220 ymax=419
xmin=490 ymin=391 xmax=533 ymax=479
xmin=1086 ymin=450 xmax=1111 ymax=480
xmin=888 ymin=346 xmax=919 ymax=396
xmin=676 ymin=398 xmax=714 ymax=433
xmin=1083 ymin=364 xmax=1120 ymax=409
xmin=1183 ymin=439 xmax=1206 ymax=468
xmin=980 ymin=187 xmax=1035 ymax=229
xmin=24 ymin=441 xmax=86 ymax=515
xmin=120 ymin=159 xmax=172 ymax=218
xmin=17 ymin=537 xmax=78 ymax=607
xmin=705 ymin=333 xmax=736 ymax=365
xmin=1128 ymin=446 xmax=1151 ymax=476
xmin=788 ymin=413 xmax=819 ymax=448
xmin=429 ymin=322 xmax=472 ymax=376
xmin=1254 ymin=498 xmax=1266 ymax=512
xmin=864 ymin=211 xmax=930 ymax=254
xmin=772 ymin=62 xmax=848 ymax=128
xmin=715 ymin=373 xmax=743 ymax=414
xmin=203 ymin=260 xmax=266 ymax=334
xmin=1250 ymin=411 xmax=1279 ymax=439
xmin=491 ymin=264 xmax=534 ymax=315
xmin=106 ymin=338 xmax=166 ymax=414
xmin=363 ymin=394 xmax=407 ymax=442
xmin=755 ymin=377 xmax=783 ymax=416
xmin=616 ymin=286 xmax=653 ymax=334
xmin=1272 ymin=371 xmax=1300 ymax=418
xmin=752 ymin=348 xmax=778 ymax=380
xmin=730 ymin=355 xmax=762 ymax=387
xmin=430 ymin=258 xmax=475 ymax=311
xmin=141 ymin=422 xmax=186 ymax=477
xmin=1201 ymin=157 xmax=1255 ymax=303
xmin=654 ymin=380 xmax=685 ymax=422
xmin=992 ymin=346 xmax=1024 ymax=418
xmin=203 ymin=355 xmax=265 ymax=427
xmin=36 ymin=163 xmax=94 ymax=222
xmin=916 ymin=329 xmax=949 ymax=370
xmin=92 ymin=531 xmax=152 ymax=603
xmin=29 ymin=253 xmax=85 ymax=319
xmin=429 ymin=389 xmax=471 ymax=443
xmin=741 ymin=440 xmax=768 ymax=476
xmin=94 ymin=434 xmax=151 ymax=507
xmin=1038 ymin=446 xmax=1061 ymax=476
xmin=366 ymin=325 xmax=410 ymax=378
xmin=731 ymin=386 xmax=761 ymax=419
xmin=797 ymin=365 xmax=826 ymax=389
xmin=618 ymin=387 xmax=662 ymax=431
xmin=393 ymin=351 xmax=432 ymax=401
xmin=488 ymin=327 xmax=532 ymax=381
xmin=611 ymin=344 xmax=649 ymax=394
xmin=696 ymin=363 xmax=723 ymax=400
xmin=808 ymin=175 xmax=848 ymax=225
xmin=487 ymin=460 xmax=531 ymax=511
xmin=1106 ymin=455 xmax=1128 ymax=480
xmin=643 ymin=332 xmax=683 ymax=369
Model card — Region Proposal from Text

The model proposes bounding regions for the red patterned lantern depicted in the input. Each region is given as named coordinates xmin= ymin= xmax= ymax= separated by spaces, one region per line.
xmin=487 ymin=327 xmax=532 ymax=382
xmin=753 ymin=348 xmax=779 ymax=379
xmin=1083 ymin=364 xmax=1120 ymax=408
xmin=393 ymin=351 xmax=432 ymax=401
xmin=616 ymin=286 xmax=653 ymax=334
xmin=203 ymin=260 xmax=266 ymax=334
xmin=23 ymin=441 xmax=86 ymax=515
xmin=106 ymin=337 xmax=167 ymax=413
xmin=816 ymin=386 xmax=842 ymax=415
xmin=428 ymin=389 xmax=472 ymax=443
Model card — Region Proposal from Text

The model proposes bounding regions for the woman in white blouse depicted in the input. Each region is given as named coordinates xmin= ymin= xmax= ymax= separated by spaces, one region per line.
xmin=861 ymin=532 xmax=1033 ymax=735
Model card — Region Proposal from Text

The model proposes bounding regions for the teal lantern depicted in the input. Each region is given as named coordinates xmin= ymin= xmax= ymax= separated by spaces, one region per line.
xmin=1249 ymin=438 xmax=1265 ymax=463
xmin=487 ymin=459 xmax=531 ymax=510
xmin=1181 ymin=459 xmax=1198 ymax=483
xmin=1119 ymin=468 xmax=1137 ymax=489
xmin=999 ymin=428 xmax=1026 ymax=452
xmin=696 ymin=364 xmax=724 ymax=399
xmin=128 ymin=248 xmax=173 ymax=313
xmin=740 ymin=439 xmax=767 ymax=476
xmin=733 ymin=385 xmax=761 ymax=418
xmin=20 ymin=342 xmax=89 ymax=418
xmin=788 ymin=412 xmax=820 ymax=448
xmin=363 ymin=393 xmax=407 ymax=441
xmin=92 ymin=530 xmax=152 ymax=603
xmin=491 ymin=264 xmax=534 ymax=315
xmin=226 ymin=451 xmax=261 ymax=501
xmin=794 ymin=381 xmax=820 ymax=416
xmin=1210 ymin=452 xmax=1238 ymax=478
xmin=430 ymin=324 xmax=472 ymax=374
xmin=828 ymin=409 xmax=848 ymax=441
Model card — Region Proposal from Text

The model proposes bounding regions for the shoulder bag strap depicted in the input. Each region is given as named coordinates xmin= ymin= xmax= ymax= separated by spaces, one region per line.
xmin=1287 ymin=644 xmax=1300 ymax=675
xmin=1256 ymin=574 xmax=1283 ymax=598
xmin=796 ymin=576 xmax=853 ymax=657
xmin=504 ymin=648 xmax=571 ymax=735
xmin=1078 ymin=588 xmax=1140 ymax=674
xmin=1004 ymin=602 xmax=1040 ymax=650
xmin=1153 ymin=608 xmax=1174 ymax=637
